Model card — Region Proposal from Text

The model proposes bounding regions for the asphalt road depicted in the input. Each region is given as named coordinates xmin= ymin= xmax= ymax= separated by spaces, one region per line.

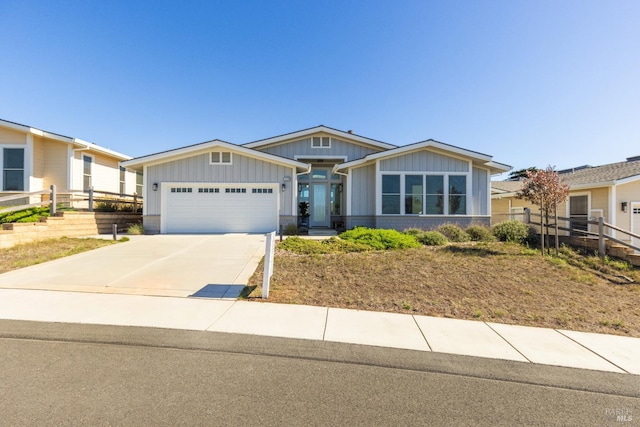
xmin=0 ymin=320 xmax=638 ymax=426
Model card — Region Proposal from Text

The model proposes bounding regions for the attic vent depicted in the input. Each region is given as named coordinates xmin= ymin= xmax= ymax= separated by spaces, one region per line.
xmin=626 ymin=155 xmax=640 ymax=162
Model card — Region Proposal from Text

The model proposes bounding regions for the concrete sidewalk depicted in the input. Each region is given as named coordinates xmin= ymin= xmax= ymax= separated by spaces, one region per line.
xmin=0 ymin=288 xmax=638 ymax=375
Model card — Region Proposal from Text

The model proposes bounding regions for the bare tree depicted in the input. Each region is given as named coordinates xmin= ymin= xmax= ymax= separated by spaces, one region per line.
xmin=516 ymin=166 xmax=570 ymax=255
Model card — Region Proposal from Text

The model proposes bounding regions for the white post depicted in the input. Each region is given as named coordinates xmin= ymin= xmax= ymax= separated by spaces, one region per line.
xmin=262 ymin=231 xmax=276 ymax=299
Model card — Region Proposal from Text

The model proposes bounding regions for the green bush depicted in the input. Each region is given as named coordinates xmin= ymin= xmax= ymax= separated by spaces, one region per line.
xmin=278 ymin=236 xmax=372 ymax=254
xmin=339 ymin=227 xmax=421 ymax=250
xmin=466 ymin=225 xmax=496 ymax=242
xmin=436 ymin=224 xmax=470 ymax=242
xmin=0 ymin=207 xmax=50 ymax=224
xmin=403 ymin=228 xmax=423 ymax=237
xmin=492 ymin=220 xmax=530 ymax=243
xmin=127 ymin=223 xmax=145 ymax=235
xmin=417 ymin=231 xmax=448 ymax=246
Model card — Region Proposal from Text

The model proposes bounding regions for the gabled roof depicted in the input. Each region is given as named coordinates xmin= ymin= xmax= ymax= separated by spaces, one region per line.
xmin=121 ymin=139 xmax=310 ymax=171
xmin=243 ymin=125 xmax=397 ymax=150
xmin=0 ymin=118 xmax=131 ymax=160
xmin=333 ymin=139 xmax=511 ymax=175
xmin=491 ymin=157 xmax=640 ymax=196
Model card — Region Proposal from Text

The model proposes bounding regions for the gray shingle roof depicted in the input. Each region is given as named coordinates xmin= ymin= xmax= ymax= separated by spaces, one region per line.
xmin=492 ymin=158 xmax=640 ymax=192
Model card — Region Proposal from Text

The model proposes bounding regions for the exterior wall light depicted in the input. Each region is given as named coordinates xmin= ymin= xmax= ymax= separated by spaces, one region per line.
xmin=152 ymin=183 xmax=158 ymax=191
xmin=281 ymin=183 xmax=286 ymax=192
xmin=621 ymin=201 xmax=628 ymax=212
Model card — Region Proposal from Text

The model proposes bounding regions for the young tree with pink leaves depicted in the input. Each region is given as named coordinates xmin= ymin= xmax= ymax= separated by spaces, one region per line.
xmin=516 ymin=166 xmax=570 ymax=255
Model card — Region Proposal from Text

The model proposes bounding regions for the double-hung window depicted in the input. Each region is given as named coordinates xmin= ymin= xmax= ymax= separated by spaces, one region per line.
xmin=381 ymin=175 xmax=401 ymax=214
xmin=448 ymin=175 xmax=467 ymax=215
xmin=119 ymin=166 xmax=126 ymax=195
xmin=83 ymin=155 xmax=93 ymax=191
xmin=136 ymin=171 xmax=143 ymax=196
xmin=404 ymin=175 xmax=423 ymax=214
xmin=3 ymin=148 xmax=24 ymax=191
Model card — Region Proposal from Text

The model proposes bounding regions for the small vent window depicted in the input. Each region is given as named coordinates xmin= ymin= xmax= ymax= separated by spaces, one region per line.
xmin=198 ymin=188 xmax=220 ymax=193
xmin=210 ymin=152 xmax=232 ymax=164
xmin=252 ymin=188 xmax=274 ymax=194
xmin=171 ymin=187 xmax=192 ymax=193
xmin=312 ymin=137 xmax=331 ymax=148
xmin=225 ymin=188 xmax=246 ymax=193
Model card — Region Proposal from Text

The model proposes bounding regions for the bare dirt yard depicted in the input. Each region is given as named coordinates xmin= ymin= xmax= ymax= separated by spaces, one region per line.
xmin=246 ymin=242 xmax=640 ymax=337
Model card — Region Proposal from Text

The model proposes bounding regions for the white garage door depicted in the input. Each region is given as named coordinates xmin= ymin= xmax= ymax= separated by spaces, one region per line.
xmin=163 ymin=184 xmax=278 ymax=233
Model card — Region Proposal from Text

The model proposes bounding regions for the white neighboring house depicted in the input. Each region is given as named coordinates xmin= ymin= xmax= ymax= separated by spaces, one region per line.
xmin=0 ymin=119 xmax=139 ymax=204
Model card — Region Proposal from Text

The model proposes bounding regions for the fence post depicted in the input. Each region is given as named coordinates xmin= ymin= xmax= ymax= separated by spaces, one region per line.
xmin=88 ymin=187 xmax=94 ymax=212
xmin=524 ymin=208 xmax=531 ymax=224
xmin=262 ymin=231 xmax=276 ymax=299
xmin=133 ymin=193 xmax=138 ymax=213
xmin=112 ymin=224 xmax=118 ymax=240
xmin=598 ymin=217 xmax=605 ymax=258
xmin=50 ymin=184 xmax=57 ymax=216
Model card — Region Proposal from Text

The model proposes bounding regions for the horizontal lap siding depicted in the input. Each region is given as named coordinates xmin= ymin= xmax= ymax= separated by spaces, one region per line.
xmin=146 ymin=151 xmax=293 ymax=216
xmin=616 ymin=182 xmax=639 ymax=233
xmin=380 ymin=150 xmax=469 ymax=172
xmin=258 ymin=137 xmax=382 ymax=161
xmin=43 ymin=139 xmax=68 ymax=190
xmin=0 ymin=127 xmax=26 ymax=145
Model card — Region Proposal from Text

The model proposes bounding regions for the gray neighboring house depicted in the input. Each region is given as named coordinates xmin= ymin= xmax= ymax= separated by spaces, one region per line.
xmin=122 ymin=126 xmax=511 ymax=234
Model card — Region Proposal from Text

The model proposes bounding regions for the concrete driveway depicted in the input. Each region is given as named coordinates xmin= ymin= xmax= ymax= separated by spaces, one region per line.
xmin=0 ymin=234 xmax=267 ymax=298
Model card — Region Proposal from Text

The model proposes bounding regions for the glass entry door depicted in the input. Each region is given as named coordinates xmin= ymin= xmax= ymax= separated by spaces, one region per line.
xmin=310 ymin=183 xmax=330 ymax=227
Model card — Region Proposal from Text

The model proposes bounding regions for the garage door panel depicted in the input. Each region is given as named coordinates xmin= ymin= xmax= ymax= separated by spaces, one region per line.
xmin=163 ymin=185 xmax=277 ymax=233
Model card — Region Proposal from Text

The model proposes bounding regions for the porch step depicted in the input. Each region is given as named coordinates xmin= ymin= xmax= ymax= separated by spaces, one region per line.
xmin=628 ymin=254 xmax=640 ymax=267
xmin=308 ymin=228 xmax=338 ymax=237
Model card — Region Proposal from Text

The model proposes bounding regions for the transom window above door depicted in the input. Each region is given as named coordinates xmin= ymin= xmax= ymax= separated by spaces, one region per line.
xmin=311 ymin=137 xmax=331 ymax=148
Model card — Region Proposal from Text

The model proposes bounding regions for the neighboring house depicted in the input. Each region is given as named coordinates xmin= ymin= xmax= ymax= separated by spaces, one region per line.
xmin=122 ymin=126 xmax=510 ymax=234
xmin=0 ymin=119 xmax=138 ymax=203
xmin=491 ymin=156 xmax=640 ymax=246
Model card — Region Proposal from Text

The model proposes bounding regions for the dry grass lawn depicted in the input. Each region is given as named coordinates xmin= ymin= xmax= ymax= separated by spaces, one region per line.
xmin=246 ymin=242 xmax=640 ymax=337
xmin=0 ymin=237 xmax=118 ymax=274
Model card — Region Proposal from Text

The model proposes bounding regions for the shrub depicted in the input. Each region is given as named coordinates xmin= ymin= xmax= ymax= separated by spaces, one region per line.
xmin=403 ymin=228 xmax=423 ymax=237
xmin=436 ymin=224 xmax=470 ymax=242
xmin=278 ymin=236 xmax=371 ymax=254
xmin=466 ymin=225 xmax=496 ymax=242
xmin=0 ymin=207 xmax=50 ymax=224
xmin=339 ymin=227 xmax=421 ymax=250
xmin=417 ymin=231 xmax=448 ymax=246
xmin=127 ymin=223 xmax=145 ymax=235
xmin=492 ymin=220 xmax=530 ymax=243
xmin=283 ymin=223 xmax=298 ymax=236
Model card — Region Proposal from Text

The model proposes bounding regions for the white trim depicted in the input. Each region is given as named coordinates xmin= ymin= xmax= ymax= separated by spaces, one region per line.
xmin=122 ymin=139 xmax=309 ymax=171
xmin=296 ymin=155 xmax=348 ymax=161
xmin=0 ymin=144 xmax=27 ymax=192
xmin=243 ymin=126 xmax=396 ymax=150
xmin=82 ymin=153 xmax=94 ymax=191
xmin=142 ymin=165 xmax=148 ymax=216
xmin=609 ymin=186 xmax=616 ymax=238
xmin=485 ymin=168 xmax=492 ymax=216
xmin=25 ymin=134 xmax=33 ymax=191
xmin=346 ymin=169 xmax=352 ymax=216
xmin=631 ymin=202 xmax=640 ymax=252
xmin=378 ymin=170 xmax=471 ymax=216
xmin=375 ymin=160 xmax=381 ymax=216
xmin=67 ymin=145 xmax=74 ymax=191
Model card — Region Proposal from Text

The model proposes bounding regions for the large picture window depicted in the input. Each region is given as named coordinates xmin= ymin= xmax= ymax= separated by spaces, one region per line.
xmin=381 ymin=173 xmax=467 ymax=215
xmin=3 ymin=148 xmax=24 ymax=191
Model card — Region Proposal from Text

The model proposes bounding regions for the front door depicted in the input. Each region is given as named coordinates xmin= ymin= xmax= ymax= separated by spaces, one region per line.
xmin=310 ymin=183 xmax=330 ymax=227
xmin=569 ymin=195 xmax=588 ymax=236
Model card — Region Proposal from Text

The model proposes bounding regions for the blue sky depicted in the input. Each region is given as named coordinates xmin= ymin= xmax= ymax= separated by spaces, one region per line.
xmin=1 ymin=0 xmax=638 ymax=178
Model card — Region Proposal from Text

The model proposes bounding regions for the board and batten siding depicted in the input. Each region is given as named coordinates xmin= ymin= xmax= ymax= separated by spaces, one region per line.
xmin=350 ymin=164 xmax=376 ymax=216
xmin=146 ymin=151 xmax=295 ymax=216
xmin=258 ymin=137 xmax=383 ymax=161
xmin=379 ymin=150 xmax=469 ymax=172
xmin=472 ymin=167 xmax=489 ymax=216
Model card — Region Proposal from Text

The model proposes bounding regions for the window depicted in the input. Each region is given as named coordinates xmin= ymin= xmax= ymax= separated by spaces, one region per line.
xmin=199 ymin=188 xmax=219 ymax=193
xmin=381 ymin=173 xmax=467 ymax=215
xmin=83 ymin=155 xmax=93 ymax=191
xmin=3 ymin=148 xmax=24 ymax=191
xmin=119 ymin=166 xmax=126 ymax=195
xmin=404 ymin=175 xmax=423 ymax=214
xmin=171 ymin=187 xmax=192 ymax=193
xmin=425 ymin=176 xmax=444 ymax=214
xmin=448 ymin=175 xmax=467 ymax=215
xmin=330 ymin=183 xmax=342 ymax=215
xmin=312 ymin=137 xmax=331 ymax=148
xmin=382 ymin=175 xmax=400 ymax=214
xmin=210 ymin=152 xmax=232 ymax=164
xmin=136 ymin=171 xmax=143 ymax=196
